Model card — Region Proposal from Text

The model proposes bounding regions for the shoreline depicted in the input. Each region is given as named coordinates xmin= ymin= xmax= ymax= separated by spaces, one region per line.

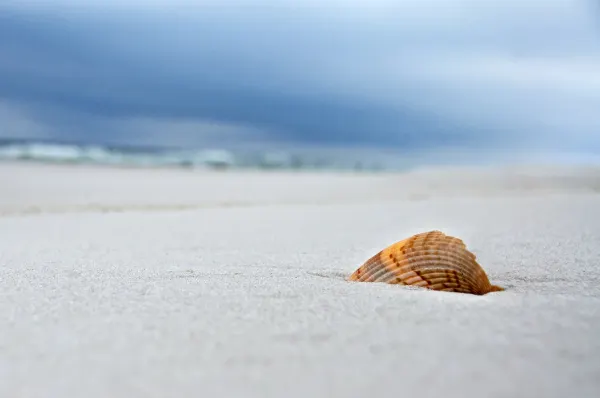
xmin=2 ymin=161 xmax=599 ymax=217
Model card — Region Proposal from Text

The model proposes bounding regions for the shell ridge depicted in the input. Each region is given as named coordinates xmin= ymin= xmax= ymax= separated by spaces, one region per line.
xmin=368 ymin=253 xmax=481 ymax=291
xmin=348 ymin=230 xmax=501 ymax=295
xmin=393 ymin=257 xmax=481 ymax=292
xmin=349 ymin=251 xmax=385 ymax=281
xmin=379 ymin=247 xmax=485 ymax=290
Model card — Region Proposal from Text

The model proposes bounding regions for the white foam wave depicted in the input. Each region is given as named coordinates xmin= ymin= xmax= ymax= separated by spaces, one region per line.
xmin=0 ymin=141 xmax=384 ymax=171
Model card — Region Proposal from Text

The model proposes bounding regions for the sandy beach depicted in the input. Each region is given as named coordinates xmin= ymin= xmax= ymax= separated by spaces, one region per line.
xmin=1 ymin=162 xmax=600 ymax=398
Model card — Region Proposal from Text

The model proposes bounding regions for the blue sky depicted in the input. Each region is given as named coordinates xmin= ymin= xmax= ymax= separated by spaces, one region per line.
xmin=0 ymin=0 xmax=599 ymax=156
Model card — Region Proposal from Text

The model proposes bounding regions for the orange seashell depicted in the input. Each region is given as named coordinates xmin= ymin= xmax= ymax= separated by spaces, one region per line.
xmin=348 ymin=230 xmax=503 ymax=295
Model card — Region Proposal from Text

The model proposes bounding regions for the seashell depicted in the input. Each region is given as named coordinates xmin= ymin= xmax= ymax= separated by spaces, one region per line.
xmin=348 ymin=230 xmax=503 ymax=295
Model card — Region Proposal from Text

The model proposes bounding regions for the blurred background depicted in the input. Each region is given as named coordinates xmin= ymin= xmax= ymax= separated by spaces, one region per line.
xmin=0 ymin=0 xmax=599 ymax=172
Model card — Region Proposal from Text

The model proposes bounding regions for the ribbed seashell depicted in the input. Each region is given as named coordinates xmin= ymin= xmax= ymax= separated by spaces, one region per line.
xmin=348 ymin=230 xmax=503 ymax=295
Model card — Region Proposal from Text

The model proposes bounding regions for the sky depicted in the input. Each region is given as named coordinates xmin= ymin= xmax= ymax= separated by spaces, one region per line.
xmin=0 ymin=0 xmax=599 ymax=157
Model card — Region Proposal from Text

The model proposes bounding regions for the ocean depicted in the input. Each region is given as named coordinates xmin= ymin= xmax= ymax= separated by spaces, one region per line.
xmin=0 ymin=138 xmax=399 ymax=172
xmin=3 ymin=138 xmax=599 ymax=172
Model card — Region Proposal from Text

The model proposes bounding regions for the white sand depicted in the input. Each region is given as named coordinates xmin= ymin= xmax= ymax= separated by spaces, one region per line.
xmin=1 ymin=162 xmax=600 ymax=398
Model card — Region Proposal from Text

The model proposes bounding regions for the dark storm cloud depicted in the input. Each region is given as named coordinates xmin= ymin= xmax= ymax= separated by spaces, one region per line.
xmin=0 ymin=0 xmax=598 ymax=152
xmin=0 ymin=6 xmax=452 ymax=147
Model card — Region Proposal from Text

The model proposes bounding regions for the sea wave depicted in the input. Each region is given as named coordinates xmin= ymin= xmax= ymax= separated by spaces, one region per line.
xmin=0 ymin=140 xmax=388 ymax=171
